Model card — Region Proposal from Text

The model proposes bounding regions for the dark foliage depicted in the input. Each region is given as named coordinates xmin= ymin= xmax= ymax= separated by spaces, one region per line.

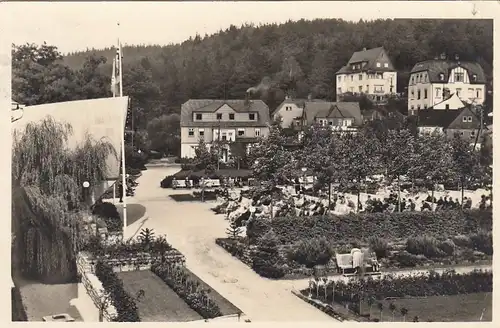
xmin=368 ymin=236 xmax=390 ymax=259
xmin=251 ymin=231 xmax=286 ymax=279
xmin=160 ymin=175 xmax=175 ymax=188
xmin=288 ymin=237 xmax=334 ymax=268
xmin=95 ymin=261 xmax=141 ymax=322
xmin=92 ymin=202 xmax=121 ymax=232
xmin=470 ymin=231 xmax=493 ymax=255
xmin=246 ymin=218 xmax=271 ymax=244
xmin=215 ymin=238 xmax=246 ymax=258
xmin=250 ymin=210 xmax=492 ymax=245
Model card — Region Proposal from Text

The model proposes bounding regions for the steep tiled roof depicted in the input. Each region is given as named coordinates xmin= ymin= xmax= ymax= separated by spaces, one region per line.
xmin=410 ymin=60 xmax=486 ymax=84
xmin=417 ymin=109 xmax=462 ymax=128
xmin=181 ymin=99 xmax=270 ymax=127
xmin=303 ymin=102 xmax=362 ymax=126
xmin=336 ymin=47 xmax=395 ymax=74
xmin=272 ymin=98 xmax=325 ymax=116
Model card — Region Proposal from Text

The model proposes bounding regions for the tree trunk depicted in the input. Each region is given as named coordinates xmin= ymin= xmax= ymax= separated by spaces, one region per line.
xmin=328 ymin=181 xmax=332 ymax=214
xmin=461 ymin=176 xmax=465 ymax=206
xmin=397 ymin=175 xmax=401 ymax=212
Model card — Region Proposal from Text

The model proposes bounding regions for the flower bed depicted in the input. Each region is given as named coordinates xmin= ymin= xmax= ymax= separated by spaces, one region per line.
xmin=151 ymin=262 xmax=222 ymax=319
xmin=302 ymin=269 xmax=492 ymax=316
xmin=95 ymin=261 xmax=141 ymax=322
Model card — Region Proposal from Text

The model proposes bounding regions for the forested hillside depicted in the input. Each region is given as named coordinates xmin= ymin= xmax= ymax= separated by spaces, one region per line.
xmin=13 ymin=18 xmax=493 ymax=155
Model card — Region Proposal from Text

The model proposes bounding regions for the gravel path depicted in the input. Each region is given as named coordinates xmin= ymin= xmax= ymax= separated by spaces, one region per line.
xmin=125 ymin=166 xmax=335 ymax=322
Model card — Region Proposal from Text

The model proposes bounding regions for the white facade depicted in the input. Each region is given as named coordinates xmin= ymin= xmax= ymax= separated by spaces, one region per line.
xmin=336 ymin=71 xmax=397 ymax=98
xmin=273 ymin=102 xmax=304 ymax=128
xmin=408 ymin=66 xmax=485 ymax=115
xmin=418 ymin=126 xmax=444 ymax=136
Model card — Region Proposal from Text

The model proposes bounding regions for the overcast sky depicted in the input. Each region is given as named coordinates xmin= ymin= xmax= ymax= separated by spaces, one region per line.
xmin=1 ymin=1 xmax=494 ymax=54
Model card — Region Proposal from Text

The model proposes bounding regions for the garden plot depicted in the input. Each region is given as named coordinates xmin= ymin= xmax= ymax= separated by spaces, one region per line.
xmin=118 ymin=270 xmax=202 ymax=322
xmin=299 ymin=269 xmax=492 ymax=322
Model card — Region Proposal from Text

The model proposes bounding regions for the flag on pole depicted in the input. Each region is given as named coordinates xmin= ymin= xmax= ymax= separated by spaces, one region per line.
xmin=111 ymin=45 xmax=122 ymax=97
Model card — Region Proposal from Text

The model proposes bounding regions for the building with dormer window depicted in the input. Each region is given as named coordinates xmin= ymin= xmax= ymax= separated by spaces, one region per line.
xmin=335 ymin=47 xmax=397 ymax=102
xmin=180 ymin=99 xmax=270 ymax=160
xmin=408 ymin=55 xmax=486 ymax=116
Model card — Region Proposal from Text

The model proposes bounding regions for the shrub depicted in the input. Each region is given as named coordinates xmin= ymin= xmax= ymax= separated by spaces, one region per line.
xmin=215 ymin=238 xmax=245 ymax=258
xmin=246 ymin=218 xmax=271 ymax=244
xmin=160 ymin=175 xmax=174 ymax=188
xmin=438 ymin=239 xmax=456 ymax=256
xmin=470 ymin=231 xmax=493 ymax=255
xmin=92 ymin=202 xmax=121 ymax=232
xmin=452 ymin=234 xmax=472 ymax=248
xmin=368 ymin=236 xmax=390 ymax=259
xmin=289 ymin=237 xmax=334 ymax=268
xmin=251 ymin=230 xmax=286 ymax=278
xmin=95 ymin=261 xmax=140 ymax=322
xmin=394 ymin=251 xmax=422 ymax=267
xmin=406 ymin=236 xmax=445 ymax=258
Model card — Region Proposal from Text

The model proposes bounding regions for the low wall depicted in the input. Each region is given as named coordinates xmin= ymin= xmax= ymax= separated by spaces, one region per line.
xmin=76 ymin=251 xmax=186 ymax=274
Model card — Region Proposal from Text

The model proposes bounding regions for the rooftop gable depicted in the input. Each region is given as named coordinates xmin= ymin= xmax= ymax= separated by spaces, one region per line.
xmin=410 ymin=59 xmax=486 ymax=84
xmin=337 ymin=47 xmax=395 ymax=74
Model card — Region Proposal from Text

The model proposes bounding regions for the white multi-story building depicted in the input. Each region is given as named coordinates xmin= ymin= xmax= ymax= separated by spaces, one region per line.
xmin=335 ymin=47 xmax=397 ymax=102
xmin=180 ymin=99 xmax=270 ymax=161
xmin=408 ymin=56 xmax=486 ymax=116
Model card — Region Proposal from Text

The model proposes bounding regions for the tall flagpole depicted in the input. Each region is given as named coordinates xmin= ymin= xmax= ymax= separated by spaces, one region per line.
xmin=117 ymin=25 xmax=128 ymax=235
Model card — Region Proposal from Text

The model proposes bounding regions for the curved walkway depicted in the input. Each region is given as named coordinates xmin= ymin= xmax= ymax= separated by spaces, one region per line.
xmin=125 ymin=166 xmax=334 ymax=322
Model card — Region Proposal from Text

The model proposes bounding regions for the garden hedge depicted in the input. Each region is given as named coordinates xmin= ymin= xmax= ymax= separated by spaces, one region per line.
xmin=95 ymin=261 xmax=141 ymax=322
xmin=252 ymin=210 xmax=492 ymax=245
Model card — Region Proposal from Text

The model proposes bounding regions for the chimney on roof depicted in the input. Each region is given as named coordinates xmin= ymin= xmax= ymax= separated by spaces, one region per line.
xmin=244 ymin=92 xmax=250 ymax=106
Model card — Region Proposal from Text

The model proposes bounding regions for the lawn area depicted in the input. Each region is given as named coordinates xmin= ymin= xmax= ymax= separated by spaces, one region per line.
xmin=117 ymin=270 xmax=202 ymax=322
xmin=363 ymin=292 xmax=492 ymax=322
xmin=16 ymin=277 xmax=81 ymax=321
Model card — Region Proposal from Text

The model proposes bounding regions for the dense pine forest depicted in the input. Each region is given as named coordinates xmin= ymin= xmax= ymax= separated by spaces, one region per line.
xmin=13 ymin=18 xmax=493 ymax=155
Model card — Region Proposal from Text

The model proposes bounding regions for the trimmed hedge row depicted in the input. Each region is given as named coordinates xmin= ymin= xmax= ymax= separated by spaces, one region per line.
xmin=95 ymin=261 xmax=140 ymax=322
xmin=251 ymin=210 xmax=492 ymax=245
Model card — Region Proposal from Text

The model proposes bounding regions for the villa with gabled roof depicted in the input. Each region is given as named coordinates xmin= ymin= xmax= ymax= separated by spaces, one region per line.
xmin=180 ymin=99 xmax=270 ymax=160
xmin=335 ymin=47 xmax=397 ymax=102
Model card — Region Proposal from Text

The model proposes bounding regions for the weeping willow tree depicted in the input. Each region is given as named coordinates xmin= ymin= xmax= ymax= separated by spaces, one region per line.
xmin=12 ymin=117 xmax=117 ymax=283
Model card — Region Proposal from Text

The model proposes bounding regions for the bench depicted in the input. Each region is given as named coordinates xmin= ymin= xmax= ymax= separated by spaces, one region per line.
xmin=172 ymin=180 xmax=193 ymax=189
xmin=202 ymin=179 xmax=221 ymax=188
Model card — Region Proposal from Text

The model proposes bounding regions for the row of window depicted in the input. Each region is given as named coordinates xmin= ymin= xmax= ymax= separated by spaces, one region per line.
xmin=340 ymin=85 xmax=388 ymax=93
xmin=411 ymin=71 xmax=478 ymax=84
xmin=317 ymin=119 xmax=352 ymax=127
xmin=187 ymin=128 xmax=261 ymax=138
xmin=195 ymin=113 xmax=256 ymax=121
xmin=350 ymin=62 xmax=389 ymax=70
xmin=338 ymin=73 xmax=385 ymax=82
xmin=410 ymin=87 xmax=482 ymax=100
